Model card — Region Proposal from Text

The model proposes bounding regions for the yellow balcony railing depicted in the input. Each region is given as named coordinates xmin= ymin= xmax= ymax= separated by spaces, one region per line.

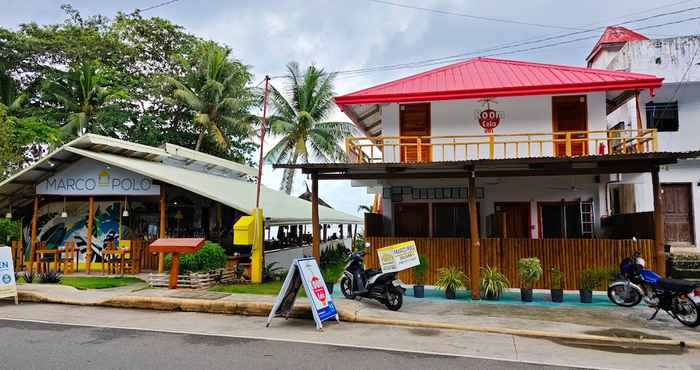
xmin=345 ymin=129 xmax=658 ymax=164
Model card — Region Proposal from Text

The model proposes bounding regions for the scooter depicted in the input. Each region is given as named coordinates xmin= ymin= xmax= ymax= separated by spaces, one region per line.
xmin=340 ymin=250 xmax=405 ymax=311
xmin=608 ymin=251 xmax=700 ymax=327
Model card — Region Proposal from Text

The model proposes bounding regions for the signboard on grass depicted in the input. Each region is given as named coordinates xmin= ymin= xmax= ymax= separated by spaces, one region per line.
xmin=0 ymin=247 xmax=18 ymax=304
xmin=377 ymin=240 xmax=420 ymax=273
xmin=266 ymin=257 xmax=339 ymax=330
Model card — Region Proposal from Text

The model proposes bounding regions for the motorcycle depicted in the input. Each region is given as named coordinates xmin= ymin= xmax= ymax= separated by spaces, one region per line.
xmin=339 ymin=250 xmax=406 ymax=311
xmin=608 ymin=251 xmax=700 ymax=327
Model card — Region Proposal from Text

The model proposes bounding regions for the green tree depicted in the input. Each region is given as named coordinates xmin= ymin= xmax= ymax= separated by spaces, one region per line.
xmin=265 ymin=63 xmax=356 ymax=194
xmin=164 ymin=41 xmax=255 ymax=151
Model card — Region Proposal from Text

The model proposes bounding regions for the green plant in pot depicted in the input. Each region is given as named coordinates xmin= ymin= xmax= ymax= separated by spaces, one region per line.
xmin=480 ymin=266 xmax=509 ymax=300
xmin=412 ymin=255 xmax=429 ymax=298
xmin=580 ymin=267 xmax=604 ymax=303
xmin=322 ymin=263 xmax=344 ymax=295
xmin=435 ymin=266 xmax=467 ymax=299
xmin=517 ymin=257 xmax=542 ymax=302
xmin=550 ymin=267 xmax=564 ymax=303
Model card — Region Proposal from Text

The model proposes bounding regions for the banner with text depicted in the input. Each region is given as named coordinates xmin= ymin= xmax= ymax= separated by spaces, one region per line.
xmin=0 ymin=247 xmax=17 ymax=303
xmin=377 ymin=240 xmax=420 ymax=273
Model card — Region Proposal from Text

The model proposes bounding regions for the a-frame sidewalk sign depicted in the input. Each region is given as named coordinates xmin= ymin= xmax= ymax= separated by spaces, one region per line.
xmin=0 ymin=246 xmax=18 ymax=305
xmin=266 ymin=257 xmax=339 ymax=330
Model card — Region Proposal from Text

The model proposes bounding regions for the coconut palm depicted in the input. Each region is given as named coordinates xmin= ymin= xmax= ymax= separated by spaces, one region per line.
xmin=42 ymin=61 xmax=124 ymax=137
xmin=165 ymin=42 xmax=254 ymax=151
xmin=265 ymin=62 xmax=356 ymax=194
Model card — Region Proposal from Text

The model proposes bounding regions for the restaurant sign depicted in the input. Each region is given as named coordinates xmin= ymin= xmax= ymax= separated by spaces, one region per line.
xmin=0 ymin=246 xmax=18 ymax=304
xmin=37 ymin=158 xmax=160 ymax=196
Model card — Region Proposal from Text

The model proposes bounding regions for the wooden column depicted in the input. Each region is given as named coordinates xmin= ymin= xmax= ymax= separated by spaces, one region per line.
xmin=323 ymin=224 xmax=328 ymax=242
xmin=499 ymin=212 xmax=508 ymax=238
xmin=27 ymin=196 xmax=39 ymax=273
xmin=169 ymin=253 xmax=180 ymax=289
xmin=86 ymin=196 xmax=94 ymax=274
xmin=468 ymin=175 xmax=481 ymax=300
xmin=311 ymin=174 xmax=320 ymax=263
xmin=652 ymin=166 xmax=666 ymax=276
xmin=158 ymin=187 xmax=166 ymax=273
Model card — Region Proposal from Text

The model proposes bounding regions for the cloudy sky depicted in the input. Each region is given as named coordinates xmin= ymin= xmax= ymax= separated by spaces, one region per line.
xmin=3 ymin=0 xmax=700 ymax=217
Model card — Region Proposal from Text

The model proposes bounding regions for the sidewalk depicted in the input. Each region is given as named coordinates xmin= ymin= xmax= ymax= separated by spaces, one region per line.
xmin=11 ymin=283 xmax=700 ymax=346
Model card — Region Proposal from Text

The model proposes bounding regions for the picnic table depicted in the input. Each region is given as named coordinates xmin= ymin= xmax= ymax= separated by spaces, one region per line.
xmin=149 ymin=238 xmax=205 ymax=289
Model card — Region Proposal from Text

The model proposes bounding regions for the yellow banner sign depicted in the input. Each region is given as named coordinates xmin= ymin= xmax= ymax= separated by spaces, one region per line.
xmin=377 ymin=241 xmax=420 ymax=273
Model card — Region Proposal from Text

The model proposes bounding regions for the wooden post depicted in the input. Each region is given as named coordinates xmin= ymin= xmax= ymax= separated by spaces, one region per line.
xmin=468 ymin=175 xmax=481 ymax=300
xmin=27 ymin=196 xmax=39 ymax=273
xmin=311 ymin=174 xmax=321 ymax=263
xmin=635 ymin=91 xmax=644 ymax=152
xmin=488 ymin=135 xmax=495 ymax=159
xmin=499 ymin=212 xmax=507 ymax=238
xmin=86 ymin=196 xmax=94 ymax=274
xmin=323 ymin=224 xmax=328 ymax=242
xmin=158 ymin=187 xmax=166 ymax=273
xmin=652 ymin=166 xmax=666 ymax=277
xmin=168 ymin=253 xmax=180 ymax=289
xmin=565 ymin=132 xmax=572 ymax=157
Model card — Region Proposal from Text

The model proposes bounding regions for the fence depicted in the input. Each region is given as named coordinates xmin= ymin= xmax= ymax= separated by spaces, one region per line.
xmin=147 ymin=268 xmax=241 ymax=289
xmin=365 ymin=237 xmax=655 ymax=290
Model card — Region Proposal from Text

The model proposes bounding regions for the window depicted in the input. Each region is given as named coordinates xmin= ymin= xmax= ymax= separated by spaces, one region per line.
xmin=645 ymin=102 xmax=679 ymax=132
xmin=433 ymin=203 xmax=471 ymax=237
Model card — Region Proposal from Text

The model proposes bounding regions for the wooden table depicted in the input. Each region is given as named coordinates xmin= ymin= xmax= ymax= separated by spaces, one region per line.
xmin=149 ymin=238 xmax=205 ymax=289
xmin=35 ymin=249 xmax=61 ymax=271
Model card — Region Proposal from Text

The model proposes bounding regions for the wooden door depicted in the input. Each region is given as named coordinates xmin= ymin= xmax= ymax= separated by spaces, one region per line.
xmin=662 ymin=183 xmax=694 ymax=243
xmin=400 ymin=103 xmax=430 ymax=162
xmin=552 ymin=95 xmax=588 ymax=156
xmin=394 ymin=203 xmax=429 ymax=237
xmin=495 ymin=202 xmax=531 ymax=238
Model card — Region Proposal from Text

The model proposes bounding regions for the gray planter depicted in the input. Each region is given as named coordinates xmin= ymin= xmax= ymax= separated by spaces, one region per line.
xmin=551 ymin=289 xmax=564 ymax=303
xmin=579 ymin=289 xmax=592 ymax=303
xmin=520 ymin=288 xmax=533 ymax=302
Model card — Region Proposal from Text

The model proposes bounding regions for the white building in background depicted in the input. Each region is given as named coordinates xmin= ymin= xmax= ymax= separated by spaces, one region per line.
xmin=589 ymin=26 xmax=700 ymax=247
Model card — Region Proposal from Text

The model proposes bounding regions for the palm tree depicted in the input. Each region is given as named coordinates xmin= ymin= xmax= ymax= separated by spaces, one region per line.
xmin=165 ymin=42 xmax=254 ymax=151
xmin=42 ymin=61 xmax=124 ymax=137
xmin=265 ymin=62 xmax=356 ymax=194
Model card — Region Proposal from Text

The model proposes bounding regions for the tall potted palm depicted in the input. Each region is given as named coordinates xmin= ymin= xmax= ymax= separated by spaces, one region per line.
xmin=518 ymin=257 xmax=543 ymax=302
xmin=412 ymin=255 xmax=428 ymax=298
xmin=265 ymin=62 xmax=356 ymax=194
xmin=435 ymin=267 xmax=467 ymax=299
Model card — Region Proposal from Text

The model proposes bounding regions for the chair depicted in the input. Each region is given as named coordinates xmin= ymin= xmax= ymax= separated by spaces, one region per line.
xmin=60 ymin=240 xmax=76 ymax=274
xmin=101 ymin=240 xmax=119 ymax=275
xmin=122 ymin=240 xmax=140 ymax=274
xmin=35 ymin=242 xmax=53 ymax=274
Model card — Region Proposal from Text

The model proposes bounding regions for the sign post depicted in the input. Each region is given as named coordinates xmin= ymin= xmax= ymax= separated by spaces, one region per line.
xmin=376 ymin=240 xmax=420 ymax=273
xmin=267 ymin=257 xmax=339 ymax=330
xmin=0 ymin=247 xmax=18 ymax=304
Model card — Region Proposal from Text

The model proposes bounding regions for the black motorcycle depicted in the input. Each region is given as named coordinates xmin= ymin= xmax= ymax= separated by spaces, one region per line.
xmin=339 ymin=250 xmax=405 ymax=311
xmin=608 ymin=252 xmax=700 ymax=327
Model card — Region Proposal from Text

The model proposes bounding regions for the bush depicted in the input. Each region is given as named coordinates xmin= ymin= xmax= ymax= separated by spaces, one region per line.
xmin=550 ymin=267 xmax=564 ymax=290
xmin=164 ymin=241 xmax=228 ymax=272
xmin=322 ymin=263 xmax=345 ymax=284
xmin=435 ymin=266 xmax=467 ymax=292
xmin=20 ymin=271 xmax=35 ymax=283
xmin=517 ymin=257 xmax=542 ymax=289
xmin=580 ymin=267 xmax=614 ymax=291
xmin=263 ymin=262 xmax=283 ymax=282
xmin=480 ymin=266 xmax=509 ymax=299
xmin=320 ymin=242 xmax=348 ymax=268
xmin=38 ymin=270 xmax=62 ymax=284
xmin=413 ymin=255 xmax=429 ymax=285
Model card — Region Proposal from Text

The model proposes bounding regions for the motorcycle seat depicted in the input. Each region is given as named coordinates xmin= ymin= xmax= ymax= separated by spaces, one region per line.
xmin=365 ymin=268 xmax=383 ymax=277
xmin=656 ymin=277 xmax=700 ymax=292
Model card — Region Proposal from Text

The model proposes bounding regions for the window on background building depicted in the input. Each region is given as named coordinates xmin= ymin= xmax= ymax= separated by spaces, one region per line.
xmin=433 ymin=203 xmax=471 ymax=237
xmin=645 ymin=102 xmax=679 ymax=132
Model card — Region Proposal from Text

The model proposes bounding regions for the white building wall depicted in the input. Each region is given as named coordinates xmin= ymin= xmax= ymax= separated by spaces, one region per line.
xmin=380 ymin=93 xmax=608 ymax=161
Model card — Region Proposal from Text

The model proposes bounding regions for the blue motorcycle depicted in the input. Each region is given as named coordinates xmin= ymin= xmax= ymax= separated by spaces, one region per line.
xmin=608 ymin=252 xmax=700 ymax=327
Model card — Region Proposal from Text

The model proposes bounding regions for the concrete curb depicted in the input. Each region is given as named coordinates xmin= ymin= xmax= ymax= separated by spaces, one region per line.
xmin=15 ymin=291 xmax=698 ymax=350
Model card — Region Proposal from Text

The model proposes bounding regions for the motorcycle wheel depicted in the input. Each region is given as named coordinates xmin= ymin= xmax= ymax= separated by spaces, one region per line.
xmin=340 ymin=277 xmax=355 ymax=299
xmin=384 ymin=289 xmax=403 ymax=311
xmin=674 ymin=296 xmax=700 ymax=327
xmin=607 ymin=283 xmax=642 ymax=307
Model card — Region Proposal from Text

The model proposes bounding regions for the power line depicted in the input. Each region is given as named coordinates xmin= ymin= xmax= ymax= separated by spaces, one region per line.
xmin=134 ymin=0 xmax=182 ymax=14
xmin=366 ymin=0 xmax=584 ymax=31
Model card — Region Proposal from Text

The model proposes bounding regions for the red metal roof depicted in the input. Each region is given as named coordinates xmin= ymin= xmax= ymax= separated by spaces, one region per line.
xmin=335 ymin=57 xmax=662 ymax=106
xmin=586 ymin=26 xmax=649 ymax=62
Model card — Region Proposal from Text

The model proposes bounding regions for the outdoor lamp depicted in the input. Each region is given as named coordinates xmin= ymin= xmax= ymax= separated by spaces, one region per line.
xmin=61 ymin=197 xmax=68 ymax=218
xmin=122 ymin=196 xmax=129 ymax=217
xmin=5 ymin=205 xmax=11 ymax=219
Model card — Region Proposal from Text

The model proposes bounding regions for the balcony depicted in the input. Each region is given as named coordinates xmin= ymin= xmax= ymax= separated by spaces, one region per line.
xmin=346 ymin=129 xmax=658 ymax=164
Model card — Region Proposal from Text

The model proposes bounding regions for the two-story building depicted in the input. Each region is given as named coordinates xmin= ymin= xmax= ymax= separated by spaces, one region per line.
xmin=277 ymin=56 xmax=698 ymax=297
xmin=589 ymin=26 xmax=700 ymax=249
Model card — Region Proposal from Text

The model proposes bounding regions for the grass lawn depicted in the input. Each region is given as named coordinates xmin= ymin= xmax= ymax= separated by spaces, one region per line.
xmin=209 ymin=280 xmax=305 ymax=297
xmin=59 ymin=276 xmax=144 ymax=290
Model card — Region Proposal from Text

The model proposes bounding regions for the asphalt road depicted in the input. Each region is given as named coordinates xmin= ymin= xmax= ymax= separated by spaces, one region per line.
xmin=0 ymin=319 xmax=578 ymax=370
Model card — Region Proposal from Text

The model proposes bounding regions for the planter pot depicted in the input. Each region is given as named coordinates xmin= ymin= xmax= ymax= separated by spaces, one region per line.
xmin=484 ymin=291 xmax=501 ymax=301
xmin=579 ymin=289 xmax=592 ymax=303
xmin=551 ymin=289 xmax=564 ymax=303
xmin=326 ymin=282 xmax=334 ymax=295
xmin=413 ymin=285 xmax=425 ymax=298
xmin=520 ymin=288 xmax=533 ymax=302
xmin=445 ymin=287 xmax=456 ymax=299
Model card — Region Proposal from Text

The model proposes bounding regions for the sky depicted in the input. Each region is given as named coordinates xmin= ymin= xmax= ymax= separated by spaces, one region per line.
xmin=3 ymin=0 xmax=700 ymax=218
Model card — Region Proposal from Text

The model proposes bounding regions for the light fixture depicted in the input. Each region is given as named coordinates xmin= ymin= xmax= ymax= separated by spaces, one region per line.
xmin=5 ymin=204 xmax=11 ymax=219
xmin=61 ymin=197 xmax=68 ymax=218
xmin=122 ymin=196 xmax=129 ymax=217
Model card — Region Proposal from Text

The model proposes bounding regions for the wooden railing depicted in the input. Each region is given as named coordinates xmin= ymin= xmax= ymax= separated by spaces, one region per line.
xmin=346 ymin=129 xmax=658 ymax=163
xmin=364 ymin=237 xmax=655 ymax=290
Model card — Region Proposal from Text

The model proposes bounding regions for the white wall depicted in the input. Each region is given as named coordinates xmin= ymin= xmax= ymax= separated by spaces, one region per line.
xmin=607 ymin=37 xmax=700 ymax=83
xmin=380 ymin=93 xmax=608 ymax=161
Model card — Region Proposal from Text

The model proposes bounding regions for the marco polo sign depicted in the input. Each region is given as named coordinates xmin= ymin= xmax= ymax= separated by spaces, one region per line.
xmin=37 ymin=158 xmax=160 ymax=196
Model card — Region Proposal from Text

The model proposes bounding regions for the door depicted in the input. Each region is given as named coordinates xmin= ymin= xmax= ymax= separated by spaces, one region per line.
xmin=394 ymin=203 xmax=429 ymax=237
xmin=552 ymin=95 xmax=588 ymax=156
xmin=433 ymin=203 xmax=472 ymax=237
xmin=495 ymin=202 xmax=531 ymax=238
xmin=538 ymin=201 xmax=583 ymax=239
xmin=662 ymin=183 xmax=694 ymax=243
xmin=400 ymin=103 xmax=430 ymax=162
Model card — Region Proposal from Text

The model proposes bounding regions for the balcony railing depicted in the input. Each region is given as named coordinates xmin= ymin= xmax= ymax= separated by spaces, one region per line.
xmin=345 ymin=129 xmax=658 ymax=164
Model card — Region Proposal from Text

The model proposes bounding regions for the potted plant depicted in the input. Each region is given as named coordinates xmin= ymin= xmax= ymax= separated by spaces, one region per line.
xmin=435 ymin=266 xmax=467 ymax=299
xmin=413 ymin=255 xmax=429 ymax=298
xmin=579 ymin=268 xmax=600 ymax=303
xmin=517 ymin=257 xmax=542 ymax=302
xmin=322 ymin=264 xmax=344 ymax=295
xmin=550 ymin=267 xmax=564 ymax=303
xmin=480 ymin=266 xmax=509 ymax=301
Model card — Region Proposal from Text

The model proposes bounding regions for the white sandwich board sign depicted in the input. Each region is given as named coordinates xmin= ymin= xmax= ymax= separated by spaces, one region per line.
xmin=0 ymin=247 xmax=18 ymax=304
xmin=266 ymin=257 xmax=339 ymax=330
